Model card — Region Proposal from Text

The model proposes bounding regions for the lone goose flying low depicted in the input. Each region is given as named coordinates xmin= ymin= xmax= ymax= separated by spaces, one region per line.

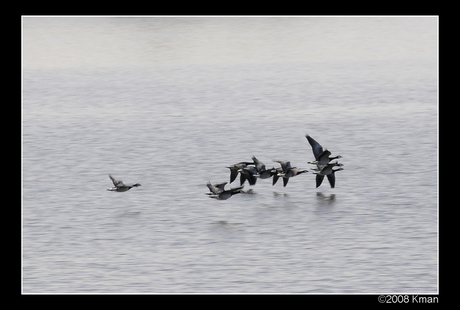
xmin=107 ymin=174 xmax=141 ymax=192
xmin=206 ymin=181 xmax=228 ymax=195
xmin=206 ymin=181 xmax=244 ymax=200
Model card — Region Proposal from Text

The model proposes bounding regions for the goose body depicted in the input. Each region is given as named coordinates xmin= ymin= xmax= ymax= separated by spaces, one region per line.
xmin=278 ymin=167 xmax=309 ymax=179
xmin=313 ymin=164 xmax=344 ymax=188
xmin=206 ymin=181 xmax=244 ymax=200
xmin=277 ymin=167 xmax=308 ymax=187
xmin=211 ymin=189 xmax=243 ymax=200
xmin=274 ymin=160 xmax=308 ymax=187
xmin=254 ymin=168 xmax=277 ymax=179
xmin=238 ymin=166 xmax=258 ymax=186
xmin=227 ymin=161 xmax=254 ymax=183
xmin=251 ymin=156 xmax=278 ymax=180
xmin=311 ymin=161 xmax=343 ymax=173
xmin=107 ymin=175 xmax=141 ymax=192
xmin=274 ymin=160 xmax=293 ymax=173
xmin=308 ymin=150 xmax=342 ymax=166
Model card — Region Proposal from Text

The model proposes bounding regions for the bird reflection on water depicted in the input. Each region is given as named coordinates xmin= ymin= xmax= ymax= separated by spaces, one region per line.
xmin=316 ymin=192 xmax=336 ymax=206
xmin=273 ymin=191 xmax=289 ymax=197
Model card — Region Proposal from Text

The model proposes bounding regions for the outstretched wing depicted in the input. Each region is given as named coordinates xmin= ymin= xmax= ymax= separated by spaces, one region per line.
xmin=252 ymin=156 xmax=266 ymax=172
xmin=282 ymin=177 xmax=290 ymax=187
xmin=228 ymin=167 xmax=239 ymax=183
xmin=272 ymin=173 xmax=280 ymax=186
xmin=326 ymin=173 xmax=336 ymax=188
xmin=244 ymin=167 xmax=258 ymax=186
xmin=109 ymin=174 xmax=124 ymax=187
xmin=315 ymin=174 xmax=325 ymax=188
xmin=275 ymin=160 xmax=292 ymax=173
xmin=207 ymin=182 xmax=227 ymax=195
xmin=239 ymin=172 xmax=248 ymax=186
xmin=306 ymin=135 xmax=324 ymax=160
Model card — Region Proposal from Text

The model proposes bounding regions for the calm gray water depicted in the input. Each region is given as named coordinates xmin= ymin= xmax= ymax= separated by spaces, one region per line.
xmin=22 ymin=16 xmax=438 ymax=293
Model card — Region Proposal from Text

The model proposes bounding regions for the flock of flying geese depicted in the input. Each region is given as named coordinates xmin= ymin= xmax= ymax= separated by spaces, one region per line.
xmin=206 ymin=134 xmax=344 ymax=200
xmin=106 ymin=134 xmax=343 ymax=200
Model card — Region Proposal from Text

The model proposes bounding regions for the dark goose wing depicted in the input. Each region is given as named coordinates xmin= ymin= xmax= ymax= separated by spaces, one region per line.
xmin=109 ymin=174 xmax=124 ymax=187
xmin=272 ymin=173 xmax=280 ymax=185
xmin=315 ymin=174 xmax=325 ymax=188
xmin=229 ymin=167 xmax=239 ymax=183
xmin=252 ymin=156 xmax=266 ymax=172
xmin=326 ymin=173 xmax=336 ymax=188
xmin=306 ymin=135 xmax=324 ymax=160
xmin=282 ymin=176 xmax=290 ymax=187
xmin=246 ymin=166 xmax=258 ymax=186
xmin=207 ymin=182 xmax=226 ymax=195
xmin=275 ymin=160 xmax=292 ymax=173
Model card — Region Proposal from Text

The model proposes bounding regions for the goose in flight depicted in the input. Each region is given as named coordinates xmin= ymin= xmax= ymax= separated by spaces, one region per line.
xmin=107 ymin=175 xmax=141 ymax=192
xmin=313 ymin=163 xmax=344 ymax=188
xmin=310 ymin=161 xmax=343 ymax=172
xmin=252 ymin=156 xmax=266 ymax=172
xmin=305 ymin=134 xmax=342 ymax=166
xmin=276 ymin=167 xmax=308 ymax=187
xmin=238 ymin=165 xmax=258 ymax=186
xmin=274 ymin=160 xmax=293 ymax=173
xmin=252 ymin=156 xmax=277 ymax=179
xmin=307 ymin=149 xmax=342 ymax=166
xmin=206 ymin=181 xmax=228 ymax=195
xmin=271 ymin=167 xmax=285 ymax=186
xmin=274 ymin=160 xmax=308 ymax=187
xmin=206 ymin=181 xmax=244 ymax=200
xmin=253 ymin=167 xmax=278 ymax=180
xmin=226 ymin=161 xmax=254 ymax=184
